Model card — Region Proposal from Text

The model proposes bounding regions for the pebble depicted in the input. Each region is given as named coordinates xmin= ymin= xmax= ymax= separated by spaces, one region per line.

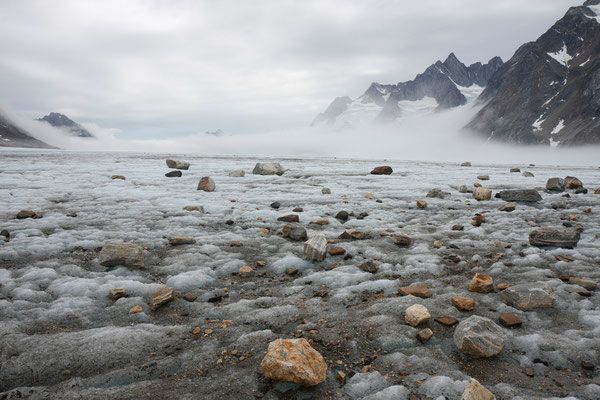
xmin=416 ymin=200 xmax=428 ymax=209
xmin=499 ymin=312 xmax=522 ymax=328
xmin=328 ymin=246 xmax=346 ymax=256
xmin=434 ymin=315 xmax=459 ymax=327
xmin=277 ymin=214 xmax=299 ymax=223
xmin=468 ymin=273 xmax=494 ymax=293
xmin=416 ymin=328 xmax=434 ymax=343
xmin=405 ymin=304 xmax=431 ymax=327
xmin=399 ymin=284 xmax=432 ymax=298
xmin=149 ymin=286 xmax=175 ymax=311
xmin=238 ymin=266 xmax=255 ymax=278
xmin=452 ymin=296 xmax=475 ymax=311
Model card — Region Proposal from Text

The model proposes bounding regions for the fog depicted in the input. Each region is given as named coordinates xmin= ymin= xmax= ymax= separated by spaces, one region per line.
xmin=3 ymin=105 xmax=600 ymax=168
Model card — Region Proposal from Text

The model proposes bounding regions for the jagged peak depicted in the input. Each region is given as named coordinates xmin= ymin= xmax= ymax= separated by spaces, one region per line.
xmin=444 ymin=52 xmax=461 ymax=65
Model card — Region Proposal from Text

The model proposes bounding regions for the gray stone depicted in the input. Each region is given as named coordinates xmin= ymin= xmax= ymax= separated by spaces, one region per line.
xmin=166 ymin=159 xmax=190 ymax=170
xmin=392 ymin=233 xmax=413 ymax=247
xmin=499 ymin=202 xmax=516 ymax=212
xmin=522 ymin=171 xmax=534 ymax=177
xmin=477 ymin=175 xmax=490 ymax=181
xmin=501 ymin=282 xmax=554 ymax=310
xmin=426 ymin=188 xmax=444 ymax=199
xmin=303 ymin=235 xmax=327 ymax=262
xmin=321 ymin=188 xmax=331 ymax=194
xmin=252 ymin=162 xmax=284 ymax=176
xmin=453 ymin=316 xmax=504 ymax=358
xmin=228 ymin=169 xmax=245 ymax=177
xmin=529 ymin=227 xmax=580 ymax=248
xmin=459 ymin=185 xmax=471 ymax=193
xmin=197 ymin=176 xmax=216 ymax=192
xmin=499 ymin=189 xmax=542 ymax=202
xmin=546 ymin=177 xmax=565 ymax=192
xmin=182 ymin=205 xmax=205 ymax=213
xmin=98 ymin=243 xmax=144 ymax=268
xmin=165 ymin=170 xmax=182 ymax=178
xmin=282 ymin=223 xmax=308 ymax=241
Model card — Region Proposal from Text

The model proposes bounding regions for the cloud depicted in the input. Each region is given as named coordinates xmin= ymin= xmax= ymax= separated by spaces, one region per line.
xmin=0 ymin=0 xmax=582 ymax=137
xmin=5 ymin=102 xmax=599 ymax=168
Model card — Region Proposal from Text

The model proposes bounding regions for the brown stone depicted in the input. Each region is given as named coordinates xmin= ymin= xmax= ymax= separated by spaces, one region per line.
xmin=499 ymin=312 xmax=522 ymax=328
xmin=433 ymin=240 xmax=443 ymax=248
xmin=451 ymin=296 xmax=475 ymax=311
xmin=350 ymin=231 xmax=366 ymax=240
xmin=452 ymin=224 xmax=464 ymax=231
xmin=238 ymin=266 xmax=255 ymax=277
xmin=109 ymin=287 xmax=129 ymax=300
xmin=16 ymin=210 xmax=43 ymax=219
xmin=472 ymin=187 xmax=492 ymax=201
xmin=565 ymin=176 xmax=582 ymax=189
xmin=365 ymin=192 xmax=374 ymax=199
xmin=510 ymin=168 xmax=521 ymax=173
xmin=336 ymin=370 xmax=347 ymax=383
xmin=416 ymin=328 xmax=434 ymax=343
xmin=568 ymin=289 xmax=592 ymax=297
xmin=399 ymin=284 xmax=432 ymax=298
xmin=595 ymin=187 xmax=600 ymax=195
xmin=435 ymin=315 xmax=459 ymax=327
xmin=230 ymin=241 xmax=243 ymax=247
xmin=496 ymin=283 xmax=511 ymax=290
xmin=309 ymin=218 xmax=329 ymax=225
xmin=472 ymin=214 xmax=486 ymax=226
xmin=328 ymin=246 xmax=346 ymax=256
xmin=370 ymin=166 xmax=393 ymax=175
xmin=392 ymin=233 xmax=413 ymax=246
xmin=168 ymin=237 xmax=196 ymax=246
xmin=468 ymin=273 xmax=494 ymax=293
xmin=525 ymin=368 xmax=535 ymax=377
xmin=277 ymin=214 xmax=299 ymax=223
xmin=462 ymin=378 xmax=495 ymax=400
xmin=260 ymin=338 xmax=327 ymax=386
xmin=416 ymin=200 xmax=427 ymax=209
xmin=111 ymin=175 xmax=126 ymax=180
xmin=98 ymin=243 xmax=144 ymax=269
xmin=149 ymin=286 xmax=174 ymax=311
xmin=569 ymin=277 xmax=597 ymax=291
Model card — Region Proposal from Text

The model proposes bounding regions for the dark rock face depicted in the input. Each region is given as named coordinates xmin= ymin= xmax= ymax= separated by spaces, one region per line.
xmin=529 ymin=227 xmax=581 ymax=248
xmin=313 ymin=53 xmax=503 ymax=125
xmin=37 ymin=112 xmax=94 ymax=138
xmin=0 ymin=113 xmax=54 ymax=149
xmin=546 ymin=177 xmax=566 ymax=192
xmin=499 ymin=189 xmax=542 ymax=202
xmin=466 ymin=1 xmax=600 ymax=146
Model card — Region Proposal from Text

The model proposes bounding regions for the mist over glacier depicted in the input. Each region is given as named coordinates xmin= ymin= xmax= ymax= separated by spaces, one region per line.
xmin=5 ymin=104 xmax=600 ymax=167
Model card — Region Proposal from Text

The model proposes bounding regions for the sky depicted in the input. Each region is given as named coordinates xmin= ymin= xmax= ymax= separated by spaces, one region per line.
xmin=0 ymin=0 xmax=582 ymax=139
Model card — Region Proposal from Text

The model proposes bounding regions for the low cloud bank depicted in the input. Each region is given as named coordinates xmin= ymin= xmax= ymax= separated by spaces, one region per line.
xmin=4 ymin=105 xmax=600 ymax=167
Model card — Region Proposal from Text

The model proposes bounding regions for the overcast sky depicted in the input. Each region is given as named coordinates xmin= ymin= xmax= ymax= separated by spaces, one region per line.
xmin=0 ymin=0 xmax=581 ymax=139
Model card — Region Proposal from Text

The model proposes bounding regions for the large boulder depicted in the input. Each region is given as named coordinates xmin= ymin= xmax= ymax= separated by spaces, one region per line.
xmin=501 ymin=282 xmax=554 ymax=311
xmin=529 ymin=227 xmax=580 ymax=248
xmin=253 ymin=162 xmax=284 ymax=176
xmin=260 ymin=338 xmax=327 ymax=387
xmin=453 ymin=316 xmax=504 ymax=358
xmin=282 ymin=223 xmax=308 ymax=241
xmin=98 ymin=243 xmax=144 ymax=268
xmin=499 ymin=189 xmax=541 ymax=202
xmin=197 ymin=176 xmax=216 ymax=192
xmin=546 ymin=177 xmax=565 ymax=192
xmin=370 ymin=166 xmax=393 ymax=175
xmin=166 ymin=159 xmax=190 ymax=170
xmin=303 ymin=235 xmax=327 ymax=262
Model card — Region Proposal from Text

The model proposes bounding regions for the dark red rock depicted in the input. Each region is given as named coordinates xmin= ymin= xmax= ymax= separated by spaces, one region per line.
xmin=434 ymin=315 xmax=459 ymax=327
xmin=328 ymin=247 xmax=346 ymax=256
xmin=499 ymin=312 xmax=522 ymax=328
xmin=370 ymin=166 xmax=393 ymax=175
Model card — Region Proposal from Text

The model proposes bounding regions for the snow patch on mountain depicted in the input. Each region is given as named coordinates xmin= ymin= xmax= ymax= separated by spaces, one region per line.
xmin=547 ymin=43 xmax=573 ymax=67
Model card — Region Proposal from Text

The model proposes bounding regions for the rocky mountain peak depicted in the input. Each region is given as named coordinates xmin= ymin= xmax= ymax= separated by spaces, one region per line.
xmin=37 ymin=112 xmax=94 ymax=138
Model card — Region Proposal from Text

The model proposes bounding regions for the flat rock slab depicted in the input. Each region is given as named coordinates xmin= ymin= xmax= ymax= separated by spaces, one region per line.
xmin=452 ymin=296 xmax=475 ymax=311
xmin=168 ymin=237 xmax=196 ymax=246
xmin=16 ymin=210 xmax=43 ymax=219
xmin=499 ymin=312 xmax=522 ymax=328
xmin=499 ymin=189 xmax=542 ymax=202
xmin=435 ymin=315 xmax=459 ymax=327
xmin=260 ymin=338 xmax=327 ymax=387
xmin=370 ymin=166 xmax=393 ymax=175
xmin=399 ymin=284 xmax=432 ymax=298
xmin=529 ymin=227 xmax=581 ymax=248
xmin=98 ymin=243 xmax=144 ymax=268
xmin=501 ymin=282 xmax=554 ymax=310
xmin=453 ymin=316 xmax=504 ymax=358
xmin=149 ymin=286 xmax=174 ymax=311
xmin=278 ymin=214 xmax=300 ymax=223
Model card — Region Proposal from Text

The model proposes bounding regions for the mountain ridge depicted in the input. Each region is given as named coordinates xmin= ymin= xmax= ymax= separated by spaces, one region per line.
xmin=37 ymin=112 xmax=94 ymax=138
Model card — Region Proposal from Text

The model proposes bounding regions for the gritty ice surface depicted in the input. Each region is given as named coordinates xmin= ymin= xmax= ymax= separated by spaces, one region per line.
xmin=0 ymin=149 xmax=599 ymax=398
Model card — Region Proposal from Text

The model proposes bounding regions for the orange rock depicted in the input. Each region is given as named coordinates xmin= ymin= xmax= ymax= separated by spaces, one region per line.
xmin=468 ymin=273 xmax=494 ymax=293
xmin=129 ymin=305 xmax=143 ymax=314
xmin=149 ymin=286 xmax=174 ymax=311
xmin=328 ymin=246 xmax=346 ymax=256
xmin=496 ymin=283 xmax=511 ymax=290
xmin=451 ymin=296 xmax=475 ymax=311
xmin=416 ymin=200 xmax=427 ymax=209
xmin=260 ymin=338 xmax=327 ymax=386
xmin=238 ymin=266 xmax=255 ymax=277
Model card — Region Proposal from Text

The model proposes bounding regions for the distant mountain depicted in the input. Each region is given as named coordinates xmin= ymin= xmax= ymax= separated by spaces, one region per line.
xmin=37 ymin=112 xmax=94 ymax=138
xmin=312 ymin=53 xmax=503 ymax=127
xmin=205 ymin=129 xmax=225 ymax=136
xmin=0 ymin=113 xmax=55 ymax=149
xmin=466 ymin=0 xmax=600 ymax=146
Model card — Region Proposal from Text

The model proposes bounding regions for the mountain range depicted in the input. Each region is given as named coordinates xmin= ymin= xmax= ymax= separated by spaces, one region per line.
xmin=312 ymin=53 xmax=503 ymax=127
xmin=466 ymin=0 xmax=600 ymax=146
xmin=0 ymin=113 xmax=55 ymax=149
xmin=314 ymin=0 xmax=600 ymax=146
